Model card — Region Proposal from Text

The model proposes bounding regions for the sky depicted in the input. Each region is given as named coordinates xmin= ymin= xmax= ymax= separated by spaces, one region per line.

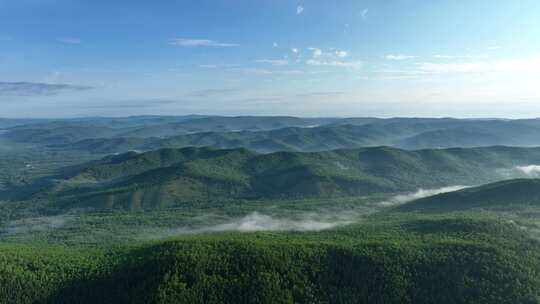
xmin=1 ymin=0 xmax=539 ymax=118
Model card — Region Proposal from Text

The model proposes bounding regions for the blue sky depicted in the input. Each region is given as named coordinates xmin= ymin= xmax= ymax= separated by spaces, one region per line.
xmin=1 ymin=0 xmax=539 ymax=118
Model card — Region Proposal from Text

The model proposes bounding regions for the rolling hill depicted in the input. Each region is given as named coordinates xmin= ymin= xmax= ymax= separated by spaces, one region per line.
xmin=2 ymin=214 xmax=540 ymax=303
xmin=11 ymin=145 xmax=540 ymax=211
xmin=397 ymin=178 xmax=540 ymax=213
xmin=5 ymin=116 xmax=540 ymax=151
xmin=1 ymin=116 xmax=351 ymax=144
xmin=56 ymin=124 xmax=407 ymax=154
xmin=398 ymin=121 xmax=540 ymax=149
xmin=42 ymin=118 xmax=540 ymax=154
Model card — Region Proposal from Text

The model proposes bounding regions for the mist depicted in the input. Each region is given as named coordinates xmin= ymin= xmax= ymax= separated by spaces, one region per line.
xmin=204 ymin=212 xmax=353 ymax=232
xmin=497 ymin=165 xmax=540 ymax=178
xmin=132 ymin=208 xmax=378 ymax=240
xmin=142 ymin=186 xmax=474 ymax=238
xmin=376 ymin=186 xmax=470 ymax=207
xmin=2 ymin=216 xmax=68 ymax=235
xmin=513 ymin=165 xmax=540 ymax=177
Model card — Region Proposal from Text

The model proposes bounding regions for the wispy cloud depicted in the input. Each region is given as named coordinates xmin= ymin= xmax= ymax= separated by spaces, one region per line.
xmin=291 ymin=48 xmax=299 ymax=54
xmin=308 ymin=48 xmax=349 ymax=60
xmin=309 ymin=47 xmax=323 ymax=58
xmin=79 ymin=98 xmax=180 ymax=109
xmin=186 ymin=89 xmax=238 ymax=98
xmin=381 ymin=55 xmax=540 ymax=77
xmin=255 ymin=59 xmax=289 ymax=66
xmin=433 ymin=54 xmax=487 ymax=59
xmin=361 ymin=8 xmax=369 ymax=19
xmin=237 ymin=91 xmax=344 ymax=106
xmin=241 ymin=68 xmax=304 ymax=75
xmin=170 ymin=38 xmax=239 ymax=47
xmin=199 ymin=63 xmax=240 ymax=69
xmin=57 ymin=37 xmax=81 ymax=45
xmin=418 ymin=56 xmax=540 ymax=74
xmin=418 ymin=62 xmax=490 ymax=73
xmin=0 ymin=81 xmax=94 ymax=96
xmin=335 ymin=50 xmax=349 ymax=58
xmin=385 ymin=54 xmax=416 ymax=60
xmin=295 ymin=91 xmax=345 ymax=97
xmin=296 ymin=5 xmax=304 ymax=15
xmin=306 ymin=59 xmax=363 ymax=69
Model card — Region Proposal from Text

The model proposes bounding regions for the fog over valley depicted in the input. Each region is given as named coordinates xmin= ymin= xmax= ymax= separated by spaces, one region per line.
xmin=2 ymin=1 xmax=540 ymax=303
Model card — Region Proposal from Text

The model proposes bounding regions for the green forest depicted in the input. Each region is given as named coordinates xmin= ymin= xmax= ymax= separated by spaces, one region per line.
xmin=2 ymin=214 xmax=540 ymax=304
xmin=3 ymin=117 xmax=540 ymax=303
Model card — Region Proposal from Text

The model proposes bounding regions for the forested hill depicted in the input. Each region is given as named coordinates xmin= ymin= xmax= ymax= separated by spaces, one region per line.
xmin=5 ymin=117 xmax=540 ymax=153
xmin=2 ymin=214 xmax=540 ymax=303
xmin=397 ymin=178 xmax=540 ymax=213
xmin=10 ymin=145 xmax=540 ymax=211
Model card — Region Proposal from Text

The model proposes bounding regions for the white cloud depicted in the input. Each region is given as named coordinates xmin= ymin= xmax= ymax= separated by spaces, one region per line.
xmin=170 ymin=38 xmax=239 ymax=47
xmin=335 ymin=50 xmax=349 ymax=58
xmin=239 ymin=68 xmax=272 ymax=75
xmin=433 ymin=54 xmax=487 ymax=59
xmin=309 ymin=47 xmax=323 ymax=58
xmin=418 ymin=55 xmax=540 ymax=74
xmin=385 ymin=54 xmax=416 ymax=60
xmin=418 ymin=62 xmax=490 ymax=73
xmin=432 ymin=55 xmax=454 ymax=59
xmin=255 ymin=59 xmax=289 ymax=66
xmin=296 ymin=5 xmax=304 ymax=15
xmin=487 ymin=46 xmax=502 ymax=51
xmin=199 ymin=63 xmax=240 ymax=69
xmin=308 ymin=48 xmax=348 ymax=59
xmin=241 ymin=68 xmax=304 ymax=75
xmin=0 ymin=81 xmax=93 ymax=96
xmin=361 ymin=8 xmax=369 ymax=19
xmin=291 ymin=48 xmax=299 ymax=53
xmin=306 ymin=59 xmax=363 ymax=69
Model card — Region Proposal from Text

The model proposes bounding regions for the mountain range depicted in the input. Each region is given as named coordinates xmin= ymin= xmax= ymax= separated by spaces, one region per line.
xmin=4 ymin=145 xmax=539 ymax=211
xmin=4 ymin=116 xmax=540 ymax=153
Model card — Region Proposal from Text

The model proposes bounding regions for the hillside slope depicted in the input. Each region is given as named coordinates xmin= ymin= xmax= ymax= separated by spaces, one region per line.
xmin=41 ymin=118 xmax=540 ymax=154
xmin=16 ymin=146 xmax=540 ymax=211
xmin=397 ymin=179 xmax=540 ymax=213
xmin=2 ymin=215 xmax=540 ymax=304
xmin=399 ymin=122 xmax=540 ymax=149
xmin=58 ymin=124 xmax=409 ymax=154
xmin=6 ymin=117 xmax=540 ymax=152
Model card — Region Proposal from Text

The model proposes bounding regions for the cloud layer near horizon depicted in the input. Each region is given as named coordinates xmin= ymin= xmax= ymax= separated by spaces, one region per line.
xmin=0 ymin=82 xmax=94 ymax=96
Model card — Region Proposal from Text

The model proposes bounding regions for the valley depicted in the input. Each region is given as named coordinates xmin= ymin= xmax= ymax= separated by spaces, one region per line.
xmin=2 ymin=116 xmax=540 ymax=303
xmin=5 ymin=1 xmax=540 ymax=302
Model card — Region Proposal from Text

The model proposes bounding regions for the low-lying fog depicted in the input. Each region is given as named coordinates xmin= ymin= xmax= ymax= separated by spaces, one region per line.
xmin=498 ymin=165 xmax=540 ymax=178
xmin=0 ymin=185 xmax=473 ymax=240
xmin=376 ymin=186 xmax=469 ymax=207
xmin=185 ymin=211 xmax=357 ymax=233
xmin=5 ymin=161 xmax=540 ymax=240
